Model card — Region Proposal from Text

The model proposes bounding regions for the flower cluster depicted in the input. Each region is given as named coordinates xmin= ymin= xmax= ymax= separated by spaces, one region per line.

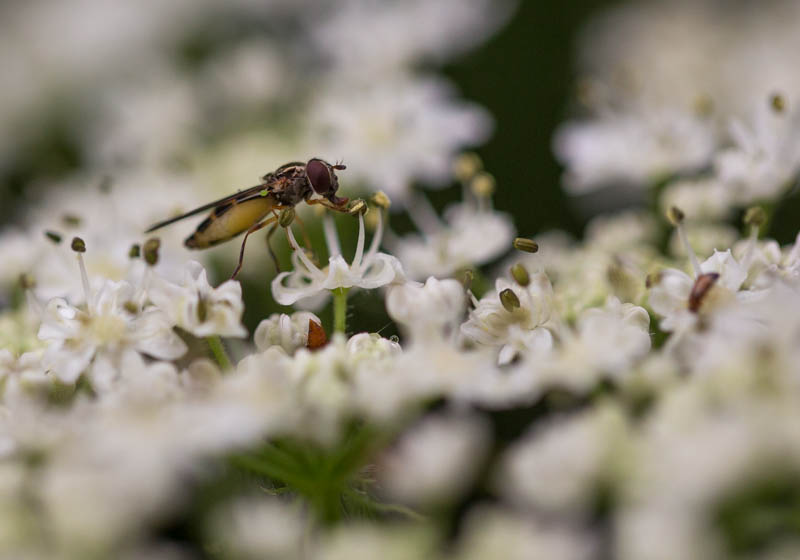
xmin=2 ymin=1 xmax=800 ymax=559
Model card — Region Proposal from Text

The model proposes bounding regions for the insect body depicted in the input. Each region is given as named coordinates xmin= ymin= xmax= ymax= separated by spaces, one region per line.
xmin=146 ymin=158 xmax=348 ymax=278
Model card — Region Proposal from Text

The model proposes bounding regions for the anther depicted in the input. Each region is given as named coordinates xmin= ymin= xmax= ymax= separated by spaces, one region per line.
xmin=461 ymin=269 xmax=474 ymax=292
xmin=666 ymin=206 xmax=685 ymax=226
xmin=128 ymin=244 xmax=141 ymax=259
xmin=61 ymin=214 xmax=82 ymax=227
xmin=18 ymin=273 xmax=36 ymax=291
xmin=511 ymin=263 xmax=530 ymax=286
xmin=371 ymin=191 xmax=391 ymax=210
xmin=347 ymin=199 xmax=368 ymax=216
xmin=770 ymin=93 xmax=786 ymax=113
xmin=513 ymin=237 xmax=539 ymax=254
xmin=470 ymin=172 xmax=496 ymax=198
xmin=279 ymin=207 xmax=296 ymax=228
xmin=645 ymin=271 xmax=662 ymax=289
xmin=123 ymin=301 xmax=138 ymax=314
xmin=143 ymin=238 xmax=161 ymax=266
xmin=453 ymin=152 xmax=483 ymax=182
xmin=45 ymin=231 xmax=63 ymax=244
xmin=500 ymin=288 xmax=521 ymax=312
xmin=744 ymin=206 xmax=766 ymax=229
xmin=71 ymin=237 xmax=86 ymax=253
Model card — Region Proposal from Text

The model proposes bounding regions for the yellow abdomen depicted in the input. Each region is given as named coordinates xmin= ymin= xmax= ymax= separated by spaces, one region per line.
xmin=185 ymin=197 xmax=275 ymax=249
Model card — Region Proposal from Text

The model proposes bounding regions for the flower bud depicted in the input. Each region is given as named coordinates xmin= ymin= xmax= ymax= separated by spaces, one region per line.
xmin=511 ymin=263 xmax=530 ymax=286
xmin=279 ymin=207 xmax=295 ymax=228
xmin=143 ymin=238 xmax=160 ymax=266
xmin=70 ymin=237 xmax=86 ymax=253
xmin=499 ymin=288 xmax=520 ymax=312
xmin=513 ymin=237 xmax=539 ymax=253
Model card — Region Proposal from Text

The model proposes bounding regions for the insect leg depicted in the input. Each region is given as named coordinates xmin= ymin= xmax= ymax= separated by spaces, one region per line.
xmin=231 ymin=215 xmax=278 ymax=279
xmin=265 ymin=222 xmax=281 ymax=272
xmin=293 ymin=213 xmax=314 ymax=251
xmin=305 ymin=197 xmax=349 ymax=213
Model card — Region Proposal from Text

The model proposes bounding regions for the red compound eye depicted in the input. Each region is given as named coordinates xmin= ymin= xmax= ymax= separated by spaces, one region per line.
xmin=306 ymin=159 xmax=332 ymax=195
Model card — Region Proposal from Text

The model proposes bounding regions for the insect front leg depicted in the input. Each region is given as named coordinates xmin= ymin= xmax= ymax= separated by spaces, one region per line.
xmin=231 ymin=215 xmax=278 ymax=279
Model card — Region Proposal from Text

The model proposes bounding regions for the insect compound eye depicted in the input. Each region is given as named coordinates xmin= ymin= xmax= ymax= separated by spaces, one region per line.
xmin=306 ymin=159 xmax=333 ymax=195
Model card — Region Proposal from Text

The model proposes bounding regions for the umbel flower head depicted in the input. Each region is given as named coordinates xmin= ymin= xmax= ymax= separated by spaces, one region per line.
xmin=271 ymin=209 xmax=403 ymax=306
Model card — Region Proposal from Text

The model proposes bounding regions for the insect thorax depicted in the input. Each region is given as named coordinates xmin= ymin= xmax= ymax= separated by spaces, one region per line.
xmin=265 ymin=164 xmax=312 ymax=206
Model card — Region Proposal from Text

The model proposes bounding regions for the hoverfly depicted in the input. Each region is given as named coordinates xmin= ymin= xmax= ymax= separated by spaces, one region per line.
xmin=145 ymin=158 xmax=348 ymax=278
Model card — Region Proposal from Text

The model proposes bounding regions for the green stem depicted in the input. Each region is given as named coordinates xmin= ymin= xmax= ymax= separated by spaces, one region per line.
xmin=332 ymin=288 xmax=349 ymax=334
xmin=206 ymin=335 xmax=232 ymax=371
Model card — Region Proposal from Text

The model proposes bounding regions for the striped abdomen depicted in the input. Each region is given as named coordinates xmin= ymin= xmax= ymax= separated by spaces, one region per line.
xmin=185 ymin=197 xmax=276 ymax=249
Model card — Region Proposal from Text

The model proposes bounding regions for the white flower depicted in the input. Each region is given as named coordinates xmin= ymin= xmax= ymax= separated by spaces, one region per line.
xmin=554 ymin=108 xmax=715 ymax=193
xmin=535 ymin=297 xmax=651 ymax=390
xmin=496 ymin=405 xmax=630 ymax=516
xmin=714 ymin=100 xmax=800 ymax=204
xmin=378 ymin=413 xmax=490 ymax=507
xmin=208 ymin=497 xmax=306 ymax=560
xmin=392 ymin=196 xmax=514 ymax=280
xmin=649 ymin=250 xmax=748 ymax=333
xmin=38 ymin=278 xmax=186 ymax=386
xmin=659 ymin=178 xmax=734 ymax=222
xmin=302 ymin=75 xmax=492 ymax=202
xmin=386 ymin=277 xmax=465 ymax=342
xmin=149 ymin=261 xmax=247 ymax=338
xmin=461 ymin=274 xmax=557 ymax=365
xmin=254 ymin=311 xmax=322 ymax=354
xmin=271 ymin=212 xmax=403 ymax=307
xmin=310 ymin=0 xmax=513 ymax=74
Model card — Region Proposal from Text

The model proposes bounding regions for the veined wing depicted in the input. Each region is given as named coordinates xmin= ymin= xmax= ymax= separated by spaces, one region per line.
xmin=145 ymin=184 xmax=271 ymax=233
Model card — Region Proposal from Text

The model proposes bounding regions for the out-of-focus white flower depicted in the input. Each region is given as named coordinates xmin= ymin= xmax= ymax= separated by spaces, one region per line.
xmin=303 ymin=76 xmax=492 ymax=202
xmin=714 ymin=99 xmax=800 ymax=204
xmin=497 ymin=404 xmax=630 ymax=516
xmin=456 ymin=507 xmax=597 ymax=560
xmin=38 ymin=278 xmax=186 ymax=387
xmin=314 ymin=524 xmax=438 ymax=560
xmin=392 ymin=193 xmax=514 ymax=280
xmin=461 ymin=273 xmax=558 ymax=365
xmin=534 ymin=297 xmax=651 ymax=391
xmin=271 ymin=212 xmax=403 ymax=307
xmin=311 ymin=0 xmax=514 ymax=74
xmin=554 ymin=108 xmax=715 ymax=193
xmin=378 ymin=413 xmax=490 ymax=507
xmin=660 ymin=178 xmax=734 ymax=222
xmin=666 ymin=223 xmax=738 ymax=261
xmin=149 ymin=261 xmax=247 ymax=338
xmin=208 ymin=497 xmax=306 ymax=560
xmin=254 ymin=311 xmax=322 ymax=354
xmin=386 ymin=277 xmax=465 ymax=341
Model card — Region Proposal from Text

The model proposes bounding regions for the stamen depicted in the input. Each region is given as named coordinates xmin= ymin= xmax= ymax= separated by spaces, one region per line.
xmin=286 ymin=226 xmax=323 ymax=276
xmin=668 ymin=207 xmax=701 ymax=278
xmin=323 ymin=215 xmax=342 ymax=258
xmin=409 ymin=191 xmax=442 ymax=237
xmin=352 ymin=213 xmax=366 ymax=271
xmin=362 ymin=209 xmax=384 ymax=268
xmin=71 ymin=237 xmax=92 ymax=312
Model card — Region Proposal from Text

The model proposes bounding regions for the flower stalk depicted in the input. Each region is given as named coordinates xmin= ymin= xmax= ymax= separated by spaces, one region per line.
xmin=332 ymin=287 xmax=349 ymax=334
